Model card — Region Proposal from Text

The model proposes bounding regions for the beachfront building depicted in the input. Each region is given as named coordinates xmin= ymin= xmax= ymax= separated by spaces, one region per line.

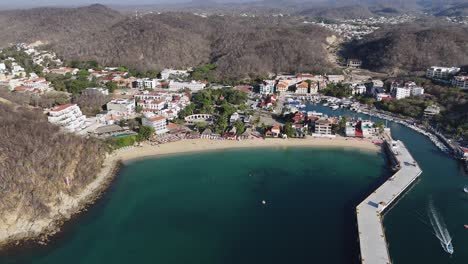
xmin=390 ymin=81 xmax=424 ymax=100
xmin=48 ymin=104 xmax=86 ymax=132
xmin=426 ymin=66 xmax=460 ymax=80
xmin=314 ymin=118 xmax=337 ymax=135
xmin=106 ymin=99 xmax=136 ymax=115
xmin=134 ymin=90 xmax=190 ymax=116
xmin=345 ymin=119 xmax=378 ymax=138
xmin=452 ymin=76 xmax=468 ymax=90
xmin=142 ymin=114 xmax=168 ymax=135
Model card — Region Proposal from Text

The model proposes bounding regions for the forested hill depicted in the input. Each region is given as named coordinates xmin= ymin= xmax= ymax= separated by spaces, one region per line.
xmin=0 ymin=5 xmax=335 ymax=80
xmin=0 ymin=93 xmax=108 ymax=238
xmin=342 ymin=23 xmax=468 ymax=74
xmin=0 ymin=4 xmax=123 ymax=47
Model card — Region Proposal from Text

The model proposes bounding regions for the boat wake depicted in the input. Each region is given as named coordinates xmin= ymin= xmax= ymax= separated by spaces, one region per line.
xmin=428 ymin=200 xmax=453 ymax=254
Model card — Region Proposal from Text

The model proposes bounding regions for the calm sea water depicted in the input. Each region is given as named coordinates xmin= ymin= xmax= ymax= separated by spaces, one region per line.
xmin=309 ymin=104 xmax=468 ymax=263
xmin=0 ymin=148 xmax=387 ymax=264
xmin=1 ymin=104 xmax=466 ymax=264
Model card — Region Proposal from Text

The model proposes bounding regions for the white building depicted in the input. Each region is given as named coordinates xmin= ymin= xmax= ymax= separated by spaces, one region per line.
xmin=48 ymin=104 xmax=86 ymax=132
xmin=452 ymin=76 xmax=468 ymax=90
xmin=142 ymin=114 xmax=168 ymax=135
xmin=351 ymin=83 xmax=366 ymax=95
xmin=424 ymin=105 xmax=440 ymax=118
xmin=133 ymin=78 xmax=161 ymax=89
xmin=0 ymin=63 xmax=6 ymax=72
xmin=168 ymin=80 xmax=206 ymax=92
xmin=106 ymin=99 xmax=135 ymax=114
xmin=259 ymin=80 xmax=276 ymax=95
xmin=160 ymin=69 xmax=189 ymax=80
xmin=426 ymin=66 xmax=460 ymax=79
xmin=82 ymin=87 xmax=109 ymax=95
xmin=391 ymin=81 xmax=424 ymax=100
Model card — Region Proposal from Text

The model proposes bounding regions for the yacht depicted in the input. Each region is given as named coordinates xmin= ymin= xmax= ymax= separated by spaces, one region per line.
xmin=464 ymin=186 xmax=468 ymax=193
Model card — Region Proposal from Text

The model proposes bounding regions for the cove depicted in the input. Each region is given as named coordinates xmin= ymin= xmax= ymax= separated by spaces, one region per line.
xmin=0 ymin=147 xmax=387 ymax=264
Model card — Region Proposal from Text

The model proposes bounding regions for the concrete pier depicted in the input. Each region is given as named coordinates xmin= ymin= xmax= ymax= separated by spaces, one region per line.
xmin=357 ymin=138 xmax=422 ymax=264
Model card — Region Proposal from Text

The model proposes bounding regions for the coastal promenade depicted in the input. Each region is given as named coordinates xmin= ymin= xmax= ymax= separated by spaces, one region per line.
xmin=356 ymin=138 xmax=422 ymax=264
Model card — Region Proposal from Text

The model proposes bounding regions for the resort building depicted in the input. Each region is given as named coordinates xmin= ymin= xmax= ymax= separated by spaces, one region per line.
xmin=259 ymin=80 xmax=276 ymax=95
xmin=390 ymin=81 xmax=424 ymax=100
xmin=347 ymin=59 xmax=362 ymax=68
xmin=276 ymin=81 xmax=289 ymax=93
xmin=271 ymin=125 xmax=281 ymax=137
xmin=106 ymin=99 xmax=136 ymax=114
xmin=295 ymin=81 xmax=309 ymax=94
xmin=168 ymin=80 xmax=206 ymax=92
xmin=82 ymin=87 xmax=109 ymax=96
xmin=345 ymin=119 xmax=378 ymax=138
xmin=314 ymin=118 xmax=337 ymax=135
xmin=48 ymin=104 xmax=86 ymax=132
xmin=142 ymin=115 xmax=168 ymax=135
xmin=426 ymin=66 xmax=460 ymax=80
xmin=326 ymin=75 xmax=345 ymax=84
xmin=133 ymin=78 xmax=160 ymax=89
xmin=160 ymin=69 xmax=189 ymax=80
xmin=351 ymin=83 xmax=366 ymax=95
xmin=424 ymin=105 xmax=441 ymax=118
xmin=452 ymin=75 xmax=468 ymax=90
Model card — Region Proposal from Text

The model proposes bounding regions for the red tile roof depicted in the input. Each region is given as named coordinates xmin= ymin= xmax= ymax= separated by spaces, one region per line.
xmin=147 ymin=115 xmax=166 ymax=122
xmin=50 ymin=103 xmax=75 ymax=112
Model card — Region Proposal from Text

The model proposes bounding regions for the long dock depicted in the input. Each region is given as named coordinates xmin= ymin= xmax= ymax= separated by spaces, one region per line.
xmin=356 ymin=138 xmax=422 ymax=264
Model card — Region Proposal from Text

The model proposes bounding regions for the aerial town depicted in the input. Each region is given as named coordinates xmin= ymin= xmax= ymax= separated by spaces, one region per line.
xmin=0 ymin=43 xmax=467 ymax=156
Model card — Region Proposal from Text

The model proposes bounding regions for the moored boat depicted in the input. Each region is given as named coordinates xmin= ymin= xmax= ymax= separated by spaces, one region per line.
xmin=464 ymin=187 xmax=468 ymax=193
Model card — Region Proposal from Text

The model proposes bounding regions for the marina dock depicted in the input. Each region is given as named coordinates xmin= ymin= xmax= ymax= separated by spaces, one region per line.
xmin=356 ymin=138 xmax=422 ymax=264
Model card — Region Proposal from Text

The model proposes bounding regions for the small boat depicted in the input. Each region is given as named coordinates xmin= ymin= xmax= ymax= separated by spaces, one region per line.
xmin=464 ymin=224 xmax=468 ymax=229
xmin=442 ymin=242 xmax=454 ymax=254
xmin=464 ymin=187 xmax=468 ymax=193
xmin=331 ymin=105 xmax=339 ymax=110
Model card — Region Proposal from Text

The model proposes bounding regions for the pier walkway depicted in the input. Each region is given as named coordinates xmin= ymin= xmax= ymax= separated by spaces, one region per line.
xmin=357 ymin=139 xmax=422 ymax=264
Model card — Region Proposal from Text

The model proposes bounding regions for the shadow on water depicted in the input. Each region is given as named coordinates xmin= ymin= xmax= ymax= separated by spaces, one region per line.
xmin=0 ymin=168 xmax=125 ymax=263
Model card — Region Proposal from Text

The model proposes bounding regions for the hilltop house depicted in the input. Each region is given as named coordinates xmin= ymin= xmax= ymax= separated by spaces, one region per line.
xmin=48 ymin=104 xmax=86 ymax=132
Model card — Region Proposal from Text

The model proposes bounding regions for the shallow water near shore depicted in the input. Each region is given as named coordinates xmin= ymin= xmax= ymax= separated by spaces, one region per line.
xmin=0 ymin=148 xmax=387 ymax=264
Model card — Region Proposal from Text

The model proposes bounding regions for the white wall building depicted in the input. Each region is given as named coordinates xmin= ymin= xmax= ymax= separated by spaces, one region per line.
xmin=160 ymin=69 xmax=189 ymax=80
xmin=452 ymin=76 xmax=468 ymax=90
xmin=48 ymin=104 xmax=86 ymax=132
xmin=142 ymin=114 xmax=168 ymax=135
xmin=106 ymin=99 xmax=135 ymax=114
xmin=426 ymin=66 xmax=460 ymax=79
xmin=391 ymin=81 xmax=424 ymax=100
xmin=168 ymin=80 xmax=206 ymax=92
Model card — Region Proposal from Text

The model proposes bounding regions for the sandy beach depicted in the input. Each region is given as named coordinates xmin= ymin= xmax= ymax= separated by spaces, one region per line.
xmin=115 ymin=137 xmax=381 ymax=163
xmin=0 ymin=136 xmax=380 ymax=248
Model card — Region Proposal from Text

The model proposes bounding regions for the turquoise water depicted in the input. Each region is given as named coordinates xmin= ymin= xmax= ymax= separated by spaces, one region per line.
xmin=308 ymin=104 xmax=468 ymax=263
xmin=0 ymin=148 xmax=387 ymax=264
xmin=1 ymin=103 xmax=466 ymax=264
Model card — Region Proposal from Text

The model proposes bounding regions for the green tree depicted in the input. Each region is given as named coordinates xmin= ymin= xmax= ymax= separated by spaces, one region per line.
xmin=234 ymin=120 xmax=245 ymax=135
xmin=105 ymin=81 xmax=118 ymax=93
xmin=283 ymin=122 xmax=294 ymax=138
xmin=137 ymin=126 xmax=155 ymax=142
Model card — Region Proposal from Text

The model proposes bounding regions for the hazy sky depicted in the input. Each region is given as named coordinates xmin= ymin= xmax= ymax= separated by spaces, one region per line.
xmin=0 ymin=0 xmax=194 ymax=9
